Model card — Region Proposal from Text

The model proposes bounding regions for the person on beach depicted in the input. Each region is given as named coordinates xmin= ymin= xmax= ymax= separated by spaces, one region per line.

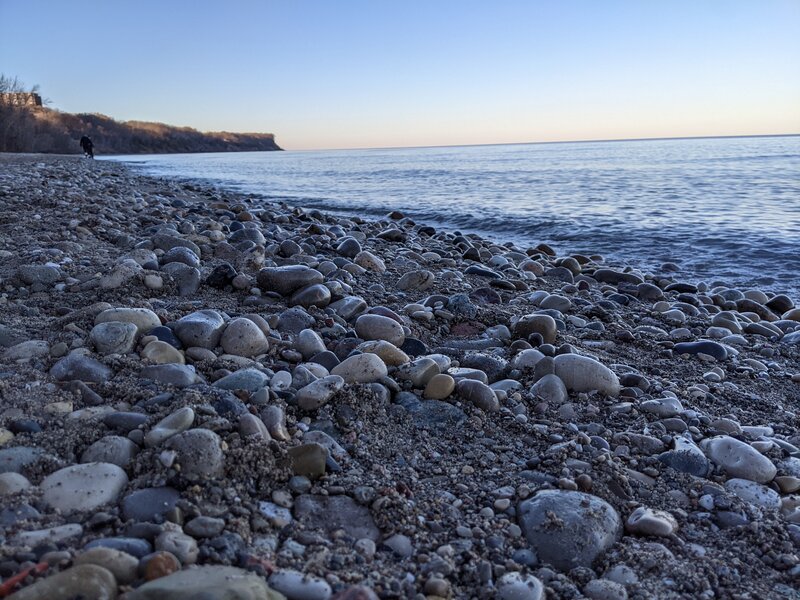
xmin=79 ymin=135 xmax=94 ymax=158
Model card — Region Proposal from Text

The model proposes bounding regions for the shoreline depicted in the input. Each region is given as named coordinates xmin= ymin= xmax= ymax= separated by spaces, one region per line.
xmin=0 ymin=154 xmax=799 ymax=598
xmin=104 ymin=138 xmax=800 ymax=301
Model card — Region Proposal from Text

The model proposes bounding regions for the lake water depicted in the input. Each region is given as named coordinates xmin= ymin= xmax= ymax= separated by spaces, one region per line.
xmin=106 ymin=135 xmax=800 ymax=297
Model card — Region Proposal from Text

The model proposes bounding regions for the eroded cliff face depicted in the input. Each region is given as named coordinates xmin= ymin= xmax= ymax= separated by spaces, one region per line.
xmin=0 ymin=92 xmax=43 ymax=107
xmin=0 ymin=105 xmax=282 ymax=154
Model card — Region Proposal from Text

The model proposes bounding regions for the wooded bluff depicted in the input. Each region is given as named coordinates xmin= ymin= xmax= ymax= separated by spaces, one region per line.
xmin=0 ymin=104 xmax=281 ymax=154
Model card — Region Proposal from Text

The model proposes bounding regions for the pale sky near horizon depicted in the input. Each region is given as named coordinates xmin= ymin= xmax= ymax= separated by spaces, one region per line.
xmin=1 ymin=0 xmax=799 ymax=150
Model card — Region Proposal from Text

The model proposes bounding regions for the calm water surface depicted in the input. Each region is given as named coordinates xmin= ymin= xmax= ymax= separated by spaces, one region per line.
xmin=106 ymin=136 xmax=800 ymax=297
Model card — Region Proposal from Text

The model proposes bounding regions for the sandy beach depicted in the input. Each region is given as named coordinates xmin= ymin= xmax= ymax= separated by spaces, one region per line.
xmin=0 ymin=153 xmax=799 ymax=599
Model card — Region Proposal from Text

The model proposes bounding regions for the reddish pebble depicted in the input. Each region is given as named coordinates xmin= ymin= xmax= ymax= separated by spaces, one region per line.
xmin=143 ymin=551 xmax=181 ymax=581
xmin=331 ymin=586 xmax=380 ymax=600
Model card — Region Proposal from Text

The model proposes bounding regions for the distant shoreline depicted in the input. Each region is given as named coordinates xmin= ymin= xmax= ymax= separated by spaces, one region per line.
xmin=293 ymin=132 xmax=800 ymax=153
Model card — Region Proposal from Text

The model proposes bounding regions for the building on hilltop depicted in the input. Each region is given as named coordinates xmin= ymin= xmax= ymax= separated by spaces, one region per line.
xmin=0 ymin=92 xmax=43 ymax=107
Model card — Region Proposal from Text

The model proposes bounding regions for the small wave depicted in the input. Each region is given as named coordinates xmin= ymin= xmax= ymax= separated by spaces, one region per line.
xmin=121 ymin=136 xmax=800 ymax=296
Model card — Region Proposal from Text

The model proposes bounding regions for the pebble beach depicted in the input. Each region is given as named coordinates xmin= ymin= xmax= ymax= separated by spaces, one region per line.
xmin=1 ymin=153 xmax=799 ymax=599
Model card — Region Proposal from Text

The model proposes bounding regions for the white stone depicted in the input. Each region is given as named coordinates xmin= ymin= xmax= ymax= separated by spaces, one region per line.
xmin=331 ymin=353 xmax=388 ymax=383
xmin=268 ymin=569 xmax=332 ymax=600
xmin=354 ymin=251 xmax=386 ymax=273
xmin=2 ymin=340 xmax=50 ymax=361
xmin=145 ymin=406 xmax=195 ymax=447
xmin=296 ymin=375 xmax=345 ymax=411
xmin=553 ymin=354 xmax=620 ymax=396
xmin=511 ymin=349 xmax=545 ymax=370
xmin=724 ymin=478 xmax=781 ymax=509
xmin=639 ymin=396 xmax=683 ymax=418
xmin=296 ymin=329 xmax=326 ymax=359
xmin=496 ymin=572 xmax=544 ymax=600
xmin=220 ymin=317 xmax=269 ymax=357
xmin=625 ymin=506 xmax=678 ymax=537
xmin=0 ymin=472 xmax=31 ymax=496
xmin=355 ymin=314 xmax=405 ymax=347
xmin=41 ymin=462 xmax=128 ymax=513
xmin=702 ymin=435 xmax=777 ymax=483
xmin=13 ymin=524 xmax=84 ymax=547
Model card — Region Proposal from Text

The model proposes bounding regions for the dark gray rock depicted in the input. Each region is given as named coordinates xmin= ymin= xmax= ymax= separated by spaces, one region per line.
xmin=151 ymin=233 xmax=201 ymax=256
xmin=81 ymin=436 xmax=139 ymax=468
xmin=166 ymin=429 xmax=224 ymax=480
xmin=184 ymin=516 xmax=225 ymax=538
xmin=0 ymin=446 xmax=46 ymax=474
xmin=276 ymin=307 xmax=316 ymax=334
xmin=160 ymin=246 xmax=200 ymax=268
xmin=257 ymin=265 xmax=323 ymax=296
xmin=464 ymin=265 xmax=501 ymax=279
xmin=456 ymin=378 xmax=500 ymax=411
xmin=0 ymin=324 xmax=22 ymax=348
xmin=212 ymin=368 xmax=270 ymax=392
xmin=18 ymin=264 xmax=63 ymax=285
xmin=447 ymin=294 xmax=478 ymax=319
xmin=294 ymin=494 xmax=380 ymax=541
xmin=289 ymin=283 xmax=331 ymax=308
xmin=518 ymin=490 xmax=621 ymax=571
xmin=328 ymin=296 xmax=368 ymax=321
xmin=0 ymin=503 xmax=40 ymax=527
xmin=396 ymin=394 xmax=467 ymax=428
xmin=674 ymin=340 xmax=728 ymax=360
xmin=162 ymin=262 xmax=201 ymax=296
xmin=103 ymin=411 xmax=148 ymax=432
xmin=84 ymin=537 xmax=153 ymax=558
xmin=206 ymin=263 xmax=238 ymax=289
xmin=460 ymin=353 xmax=507 ymax=383
xmin=336 ymin=237 xmax=362 ymax=258
xmin=658 ymin=437 xmax=710 ymax=477
xmin=121 ymin=487 xmax=181 ymax=522
xmin=592 ymin=269 xmax=643 ymax=285
xmin=50 ymin=354 xmax=113 ymax=383
xmin=173 ymin=310 xmax=226 ymax=349
xmin=140 ymin=364 xmax=200 ymax=388
xmin=229 ymin=228 xmax=266 ymax=245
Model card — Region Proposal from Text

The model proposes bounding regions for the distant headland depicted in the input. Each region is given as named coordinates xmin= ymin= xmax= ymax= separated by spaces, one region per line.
xmin=0 ymin=91 xmax=282 ymax=155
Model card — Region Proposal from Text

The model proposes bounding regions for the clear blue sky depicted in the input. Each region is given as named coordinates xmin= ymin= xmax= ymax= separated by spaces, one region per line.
xmin=1 ymin=0 xmax=799 ymax=150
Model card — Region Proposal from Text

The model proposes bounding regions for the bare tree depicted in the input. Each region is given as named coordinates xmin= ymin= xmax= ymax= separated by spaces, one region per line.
xmin=0 ymin=75 xmax=39 ymax=151
xmin=0 ymin=74 xmax=29 ymax=93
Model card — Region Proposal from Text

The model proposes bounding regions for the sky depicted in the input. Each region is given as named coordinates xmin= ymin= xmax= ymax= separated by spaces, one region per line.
xmin=1 ymin=1 xmax=799 ymax=150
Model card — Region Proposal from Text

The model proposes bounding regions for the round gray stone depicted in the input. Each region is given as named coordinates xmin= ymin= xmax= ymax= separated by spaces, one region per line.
xmin=355 ymin=314 xmax=405 ymax=347
xmin=81 ymin=435 xmax=139 ymax=468
xmin=553 ymin=354 xmax=620 ymax=396
xmin=220 ymin=317 xmax=269 ymax=357
xmin=331 ymin=353 xmax=388 ymax=383
xmin=173 ymin=310 xmax=227 ymax=349
xmin=89 ymin=321 xmax=137 ymax=354
xmin=166 ymin=429 xmax=224 ymax=480
xmin=297 ymin=375 xmax=345 ymax=411
xmin=702 ymin=435 xmax=777 ymax=483
xmin=518 ymin=490 xmax=622 ymax=571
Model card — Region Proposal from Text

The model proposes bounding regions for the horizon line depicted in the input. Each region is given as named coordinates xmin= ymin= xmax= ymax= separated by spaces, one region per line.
xmin=292 ymin=132 xmax=800 ymax=153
